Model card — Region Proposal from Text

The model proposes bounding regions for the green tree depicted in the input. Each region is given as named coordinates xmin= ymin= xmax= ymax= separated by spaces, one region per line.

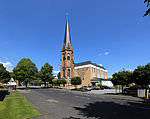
xmin=112 ymin=72 xmax=120 ymax=86
xmin=52 ymin=79 xmax=58 ymax=86
xmin=144 ymin=0 xmax=150 ymax=16
xmin=57 ymin=72 xmax=61 ymax=79
xmin=13 ymin=58 xmax=38 ymax=87
xmin=71 ymin=76 xmax=81 ymax=88
xmin=39 ymin=62 xmax=54 ymax=87
xmin=0 ymin=63 xmax=11 ymax=83
xmin=30 ymin=80 xmax=43 ymax=86
xmin=133 ymin=63 xmax=150 ymax=87
xmin=52 ymin=79 xmax=67 ymax=87
xmin=60 ymin=79 xmax=67 ymax=86
xmin=112 ymin=69 xmax=133 ymax=92
xmin=56 ymin=79 xmax=61 ymax=86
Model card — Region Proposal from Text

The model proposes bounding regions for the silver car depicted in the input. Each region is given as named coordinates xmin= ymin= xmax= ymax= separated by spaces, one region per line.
xmin=80 ymin=86 xmax=92 ymax=91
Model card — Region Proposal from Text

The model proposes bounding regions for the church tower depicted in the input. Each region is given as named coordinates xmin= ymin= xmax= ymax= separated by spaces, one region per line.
xmin=60 ymin=17 xmax=74 ymax=85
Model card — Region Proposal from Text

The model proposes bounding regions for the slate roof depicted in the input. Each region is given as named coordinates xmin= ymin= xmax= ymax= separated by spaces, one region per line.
xmin=62 ymin=17 xmax=73 ymax=51
xmin=75 ymin=61 xmax=106 ymax=70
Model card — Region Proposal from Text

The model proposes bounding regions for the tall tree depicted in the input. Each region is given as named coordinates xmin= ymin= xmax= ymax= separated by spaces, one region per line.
xmin=112 ymin=72 xmax=120 ymax=86
xmin=0 ymin=63 xmax=11 ymax=83
xmin=145 ymin=63 xmax=150 ymax=85
xmin=39 ymin=62 xmax=54 ymax=87
xmin=133 ymin=63 xmax=150 ymax=87
xmin=144 ymin=0 xmax=150 ymax=16
xmin=57 ymin=72 xmax=61 ymax=79
xmin=71 ymin=76 xmax=81 ymax=88
xmin=112 ymin=69 xmax=133 ymax=92
xmin=13 ymin=58 xmax=38 ymax=87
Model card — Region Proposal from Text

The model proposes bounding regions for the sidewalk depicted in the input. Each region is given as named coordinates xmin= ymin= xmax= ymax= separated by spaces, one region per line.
xmin=52 ymin=88 xmax=150 ymax=104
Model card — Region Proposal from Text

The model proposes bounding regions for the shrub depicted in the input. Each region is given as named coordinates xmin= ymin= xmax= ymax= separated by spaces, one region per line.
xmin=71 ymin=77 xmax=81 ymax=88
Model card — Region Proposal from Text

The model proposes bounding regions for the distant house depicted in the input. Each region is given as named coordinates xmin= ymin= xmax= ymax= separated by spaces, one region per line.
xmin=6 ymin=78 xmax=17 ymax=86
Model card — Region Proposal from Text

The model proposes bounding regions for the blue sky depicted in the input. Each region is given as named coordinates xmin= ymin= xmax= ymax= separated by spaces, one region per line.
xmin=0 ymin=0 xmax=150 ymax=77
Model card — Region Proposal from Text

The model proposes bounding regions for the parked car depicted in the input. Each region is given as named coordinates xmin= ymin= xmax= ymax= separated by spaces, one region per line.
xmin=89 ymin=86 xmax=95 ymax=90
xmin=102 ymin=85 xmax=111 ymax=89
xmin=123 ymin=85 xmax=146 ymax=95
xmin=80 ymin=86 xmax=91 ymax=91
xmin=92 ymin=85 xmax=100 ymax=90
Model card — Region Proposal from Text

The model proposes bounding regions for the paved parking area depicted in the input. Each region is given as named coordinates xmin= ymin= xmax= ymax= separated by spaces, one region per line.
xmin=19 ymin=88 xmax=150 ymax=119
xmin=85 ymin=89 xmax=122 ymax=95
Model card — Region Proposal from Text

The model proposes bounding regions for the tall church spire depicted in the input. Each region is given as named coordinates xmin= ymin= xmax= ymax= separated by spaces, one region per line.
xmin=60 ymin=16 xmax=74 ymax=86
xmin=62 ymin=16 xmax=73 ymax=51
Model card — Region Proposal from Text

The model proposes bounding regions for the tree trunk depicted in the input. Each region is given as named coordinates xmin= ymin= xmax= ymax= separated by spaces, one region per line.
xmin=75 ymin=85 xmax=77 ymax=89
xmin=44 ymin=82 xmax=46 ymax=87
xmin=145 ymin=85 xmax=148 ymax=99
xmin=122 ymin=85 xmax=124 ymax=93
xmin=25 ymin=81 xmax=28 ymax=87
xmin=115 ymin=86 xmax=117 ymax=94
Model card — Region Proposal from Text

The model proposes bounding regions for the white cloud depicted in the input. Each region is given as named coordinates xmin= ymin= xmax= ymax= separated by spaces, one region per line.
xmin=104 ymin=52 xmax=110 ymax=55
xmin=98 ymin=52 xmax=110 ymax=56
xmin=53 ymin=71 xmax=60 ymax=74
xmin=99 ymin=64 xmax=102 ymax=66
xmin=0 ymin=61 xmax=13 ymax=72
xmin=127 ymin=69 xmax=133 ymax=72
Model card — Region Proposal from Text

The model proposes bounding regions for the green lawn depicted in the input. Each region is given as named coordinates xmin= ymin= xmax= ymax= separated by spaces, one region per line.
xmin=0 ymin=91 xmax=41 ymax=119
xmin=6 ymin=91 xmax=22 ymax=97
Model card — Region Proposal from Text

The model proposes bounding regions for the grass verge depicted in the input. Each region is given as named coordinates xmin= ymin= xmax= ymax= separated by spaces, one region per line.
xmin=0 ymin=90 xmax=41 ymax=119
xmin=6 ymin=91 xmax=22 ymax=97
xmin=0 ymin=98 xmax=41 ymax=119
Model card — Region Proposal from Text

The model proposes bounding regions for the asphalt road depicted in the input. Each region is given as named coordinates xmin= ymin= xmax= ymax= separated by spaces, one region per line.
xmin=19 ymin=88 xmax=150 ymax=119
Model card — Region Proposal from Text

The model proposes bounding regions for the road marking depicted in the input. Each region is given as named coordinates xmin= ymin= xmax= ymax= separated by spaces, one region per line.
xmin=47 ymin=99 xmax=58 ymax=103
xmin=60 ymin=93 xmax=65 ymax=95
xmin=75 ymin=96 xmax=90 ymax=100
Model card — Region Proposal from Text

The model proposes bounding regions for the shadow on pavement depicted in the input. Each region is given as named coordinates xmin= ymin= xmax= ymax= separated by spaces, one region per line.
xmin=63 ymin=101 xmax=150 ymax=119
xmin=63 ymin=117 xmax=80 ymax=119
xmin=0 ymin=90 xmax=9 ymax=101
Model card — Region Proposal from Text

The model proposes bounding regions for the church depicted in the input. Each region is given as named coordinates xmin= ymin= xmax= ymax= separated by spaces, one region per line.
xmin=60 ymin=17 xmax=108 ymax=88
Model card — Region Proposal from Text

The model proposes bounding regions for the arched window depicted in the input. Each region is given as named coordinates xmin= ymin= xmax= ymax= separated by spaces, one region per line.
xmin=63 ymin=69 xmax=65 ymax=78
xmin=67 ymin=69 xmax=70 ymax=77
xmin=63 ymin=54 xmax=65 ymax=61
xmin=67 ymin=53 xmax=70 ymax=60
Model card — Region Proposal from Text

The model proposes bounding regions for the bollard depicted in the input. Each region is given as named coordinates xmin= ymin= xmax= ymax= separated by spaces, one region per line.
xmin=147 ymin=89 xmax=149 ymax=99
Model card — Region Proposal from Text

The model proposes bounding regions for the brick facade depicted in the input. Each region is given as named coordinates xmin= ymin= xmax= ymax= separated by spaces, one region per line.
xmin=74 ymin=64 xmax=108 ymax=86
xmin=60 ymin=17 xmax=108 ymax=88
